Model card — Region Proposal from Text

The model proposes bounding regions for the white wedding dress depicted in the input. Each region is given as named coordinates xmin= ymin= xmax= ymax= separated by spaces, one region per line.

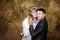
xmin=22 ymin=16 xmax=31 ymax=40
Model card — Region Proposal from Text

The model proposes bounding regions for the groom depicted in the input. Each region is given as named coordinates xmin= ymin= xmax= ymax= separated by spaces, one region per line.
xmin=29 ymin=8 xmax=48 ymax=40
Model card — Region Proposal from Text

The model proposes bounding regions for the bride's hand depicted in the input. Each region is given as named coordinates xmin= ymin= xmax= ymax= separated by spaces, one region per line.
xmin=29 ymin=17 xmax=33 ymax=26
xmin=20 ymin=28 xmax=23 ymax=36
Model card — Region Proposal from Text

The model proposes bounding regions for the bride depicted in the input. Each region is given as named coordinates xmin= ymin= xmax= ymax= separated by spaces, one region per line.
xmin=20 ymin=6 xmax=37 ymax=40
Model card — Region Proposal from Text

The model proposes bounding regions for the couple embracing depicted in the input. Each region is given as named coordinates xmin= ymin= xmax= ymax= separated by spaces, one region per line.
xmin=20 ymin=6 xmax=48 ymax=40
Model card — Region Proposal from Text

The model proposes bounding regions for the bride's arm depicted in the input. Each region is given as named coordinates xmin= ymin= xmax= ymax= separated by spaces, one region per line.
xmin=22 ymin=17 xmax=30 ymax=37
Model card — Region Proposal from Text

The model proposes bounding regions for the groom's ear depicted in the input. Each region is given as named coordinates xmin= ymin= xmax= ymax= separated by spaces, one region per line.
xmin=43 ymin=14 xmax=46 ymax=17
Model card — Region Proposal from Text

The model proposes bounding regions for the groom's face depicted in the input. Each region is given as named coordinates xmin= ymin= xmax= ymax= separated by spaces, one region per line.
xmin=37 ymin=11 xmax=45 ymax=20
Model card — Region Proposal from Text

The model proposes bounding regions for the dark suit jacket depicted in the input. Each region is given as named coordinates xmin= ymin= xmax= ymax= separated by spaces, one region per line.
xmin=29 ymin=18 xmax=48 ymax=40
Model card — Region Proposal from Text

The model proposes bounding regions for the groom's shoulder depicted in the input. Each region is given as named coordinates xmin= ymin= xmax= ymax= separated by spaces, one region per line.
xmin=38 ymin=18 xmax=47 ymax=26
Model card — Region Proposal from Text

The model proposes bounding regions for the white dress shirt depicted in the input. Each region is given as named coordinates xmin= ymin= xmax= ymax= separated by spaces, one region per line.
xmin=33 ymin=19 xmax=39 ymax=29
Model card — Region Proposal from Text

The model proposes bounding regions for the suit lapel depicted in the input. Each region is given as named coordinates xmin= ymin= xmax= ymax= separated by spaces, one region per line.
xmin=34 ymin=20 xmax=41 ymax=30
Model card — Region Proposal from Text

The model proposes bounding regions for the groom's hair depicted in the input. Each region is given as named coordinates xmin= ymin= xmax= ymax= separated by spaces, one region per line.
xmin=36 ymin=8 xmax=46 ymax=14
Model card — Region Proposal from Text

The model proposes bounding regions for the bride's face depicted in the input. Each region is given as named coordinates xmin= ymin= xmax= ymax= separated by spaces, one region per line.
xmin=30 ymin=10 xmax=37 ymax=18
